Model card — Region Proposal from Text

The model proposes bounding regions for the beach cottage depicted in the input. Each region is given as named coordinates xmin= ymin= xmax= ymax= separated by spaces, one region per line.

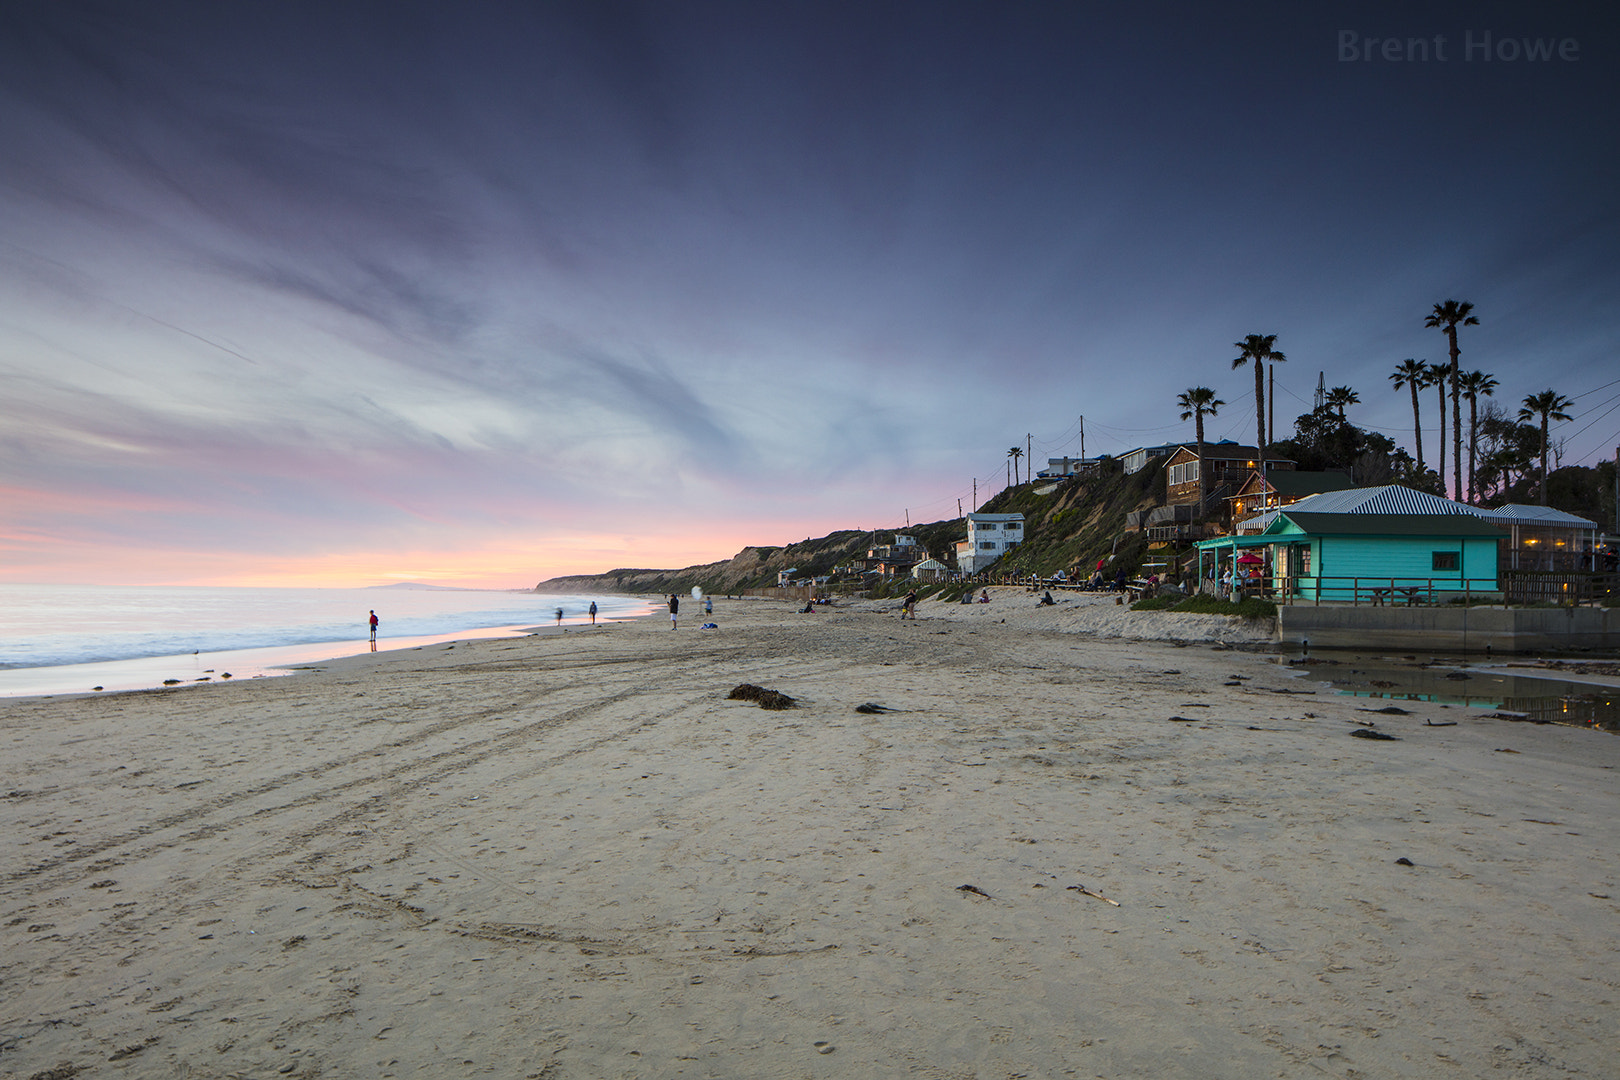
xmin=956 ymin=513 xmax=1024 ymax=574
xmin=1197 ymin=485 xmax=1504 ymax=604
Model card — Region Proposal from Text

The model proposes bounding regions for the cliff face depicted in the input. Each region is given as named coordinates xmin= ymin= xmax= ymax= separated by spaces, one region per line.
xmin=536 ymin=460 xmax=1169 ymax=595
xmin=536 ymin=528 xmax=939 ymax=596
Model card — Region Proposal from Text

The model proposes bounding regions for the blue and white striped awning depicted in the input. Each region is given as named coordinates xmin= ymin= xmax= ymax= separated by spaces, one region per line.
xmin=1474 ymin=504 xmax=1598 ymax=528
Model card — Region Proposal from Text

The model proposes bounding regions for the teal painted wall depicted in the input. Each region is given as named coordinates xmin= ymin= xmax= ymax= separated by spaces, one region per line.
xmin=1265 ymin=524 xmax=1499 ymax=599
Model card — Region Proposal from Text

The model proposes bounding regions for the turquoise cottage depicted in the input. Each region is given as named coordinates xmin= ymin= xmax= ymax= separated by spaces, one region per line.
xmin=1197 ymin=485 xmax=1504 ymax=603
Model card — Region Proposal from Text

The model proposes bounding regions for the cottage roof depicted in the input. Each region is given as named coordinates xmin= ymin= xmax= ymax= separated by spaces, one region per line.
xmin=1277 ymin=512 xmax=1506 ymax=538
xmin=1280 ymin=484 xmax=1476 ymax=516
xmin=1475 ymin=504 xmax=1598 ymax=528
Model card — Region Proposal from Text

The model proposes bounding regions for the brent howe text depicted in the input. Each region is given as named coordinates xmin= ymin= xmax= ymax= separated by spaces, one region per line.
xmin=1338 ymin=31 xmax=1580 ymax=63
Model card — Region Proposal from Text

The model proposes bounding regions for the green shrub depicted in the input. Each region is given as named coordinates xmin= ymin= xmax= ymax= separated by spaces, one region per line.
xmin=1168 ymin=594 xmax=1277 ymax=619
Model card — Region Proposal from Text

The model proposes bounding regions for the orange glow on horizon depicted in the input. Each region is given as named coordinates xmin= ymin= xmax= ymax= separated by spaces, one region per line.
xmin=0 ymin=524 xmax=810 ymax=590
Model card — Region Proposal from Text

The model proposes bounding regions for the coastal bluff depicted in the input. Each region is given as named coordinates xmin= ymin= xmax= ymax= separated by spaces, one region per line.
xmin=535 ymin=530 xmax=884 ymax=596
xmin=537 ymin=466 xmax=1169 ymax=596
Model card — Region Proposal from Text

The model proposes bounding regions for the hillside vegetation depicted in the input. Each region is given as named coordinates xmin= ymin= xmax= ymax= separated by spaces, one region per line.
xmin=536 ymin=459 xmax=1175 ymax=595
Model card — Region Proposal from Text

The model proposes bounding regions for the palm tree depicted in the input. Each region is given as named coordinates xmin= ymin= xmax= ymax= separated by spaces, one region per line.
xmin=1517 ymin=390 xmax=1573 ymax=505
xmin=1007 ymin=446 xmax=1023 ymax=487
xmin=1232 ymin=333 xmax=1285 ymax=484
xmin=1324 ymin=385 xmax=1360 ymax=420
xmin=1427 ymin=361 xmax=1447 ymax=488
xmin=1458 ymin=370 xmax=1498 ymax=503
xmin=1389 ymin=358 xmax=1428 ymax=470
xmin=1425 ymin=300 xmax=1479 ymax=500
xmin=1177 ymin=387 xmax=1224 ymax=516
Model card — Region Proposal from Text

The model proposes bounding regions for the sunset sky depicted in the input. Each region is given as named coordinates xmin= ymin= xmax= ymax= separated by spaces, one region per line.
xmin=3 ymin=2 xmax=1617 ymax=587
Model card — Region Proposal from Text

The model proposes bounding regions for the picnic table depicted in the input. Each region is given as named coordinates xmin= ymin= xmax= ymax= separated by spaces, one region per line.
xmin=1370 ymin=585 xmax=1428 ymax=606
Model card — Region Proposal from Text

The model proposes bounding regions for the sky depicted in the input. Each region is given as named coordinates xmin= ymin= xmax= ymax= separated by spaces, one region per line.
xmin=2 ymin=1 xmax=1617 ymax=587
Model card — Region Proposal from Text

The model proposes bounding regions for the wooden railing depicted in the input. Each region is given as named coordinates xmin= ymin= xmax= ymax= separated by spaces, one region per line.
xmin=1251 ymin=576 xmax=1501 ymax=607
xmin=1249 ymin=573 xmax=1615 ymax=607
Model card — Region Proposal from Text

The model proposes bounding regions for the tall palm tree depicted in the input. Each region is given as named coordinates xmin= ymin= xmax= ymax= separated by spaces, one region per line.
xmin=1427 ymin=361 xmax=1447 ymax=488
xmin=1517 ymin=390 xmax=1573 ymax=505
xmin=1458 ymin=370 xmax=1498 ymax=503
xmin=1389 ymin=358 xmax=1428 ymax=470
xmin=1177 ymin=386 xmax=1224 ymax=516
xmin=1232 ymin=333 xmax=1285 ymax=484
xmin=1425 ymin=300 xmax=1479 ymax=500
xmin=1007 ymin=446 xmax=1023 ymax=487
xmin=1324 ymin=386 xmax=1360 ymax=419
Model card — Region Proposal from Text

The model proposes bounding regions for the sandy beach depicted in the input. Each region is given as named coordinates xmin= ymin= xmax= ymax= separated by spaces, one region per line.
xmin=3 ymin=589 xmax=1616 ymax=1079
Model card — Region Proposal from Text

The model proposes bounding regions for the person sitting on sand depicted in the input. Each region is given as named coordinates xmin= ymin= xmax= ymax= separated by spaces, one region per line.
xmin=1038 ymin=590 xmax=1055 ymax=606
xmin=800 ymin=600 xmax=815 ymax=613
xmin=977 ymin=589 xmax=990 ymax=603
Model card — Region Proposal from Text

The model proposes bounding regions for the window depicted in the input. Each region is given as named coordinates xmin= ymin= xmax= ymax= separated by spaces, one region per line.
xmin=977 ymin=522 xmax=997 ymax=531
xmin=1168 ymin=461 xmax=1201 ymax=487
xmin=980 ymin=542 xmax=997 ymax=550
xmin=1005 ymin=522 xmax=1021 ymax=531
xmin=1432 ymin=551 xmax=1459 ymax=571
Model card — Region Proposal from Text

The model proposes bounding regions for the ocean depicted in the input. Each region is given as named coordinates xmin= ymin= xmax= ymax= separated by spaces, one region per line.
xmin=0 ymin=584 xmax=657 ymax=698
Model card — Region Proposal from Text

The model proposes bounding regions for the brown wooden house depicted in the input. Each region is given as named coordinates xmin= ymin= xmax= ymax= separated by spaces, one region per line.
xmin=1165 ymin=442 xmax=1294 ymax=509
xmin=1227 ymin=470 xmax=1357 ymax=532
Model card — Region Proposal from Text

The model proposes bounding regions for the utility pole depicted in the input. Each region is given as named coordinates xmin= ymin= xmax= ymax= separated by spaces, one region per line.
xmin=1079 ymin=415 xmax=1085 ymax=461
xmin=1268 ymin=365 xmax=1274 ymax=447
xmin=957 ymin=498 xmax=963 ymax=519
xmin=973 ymin=478 xmax=977 ymax=511
xmin=1027 ymin=433 xmax=1032 ymax=480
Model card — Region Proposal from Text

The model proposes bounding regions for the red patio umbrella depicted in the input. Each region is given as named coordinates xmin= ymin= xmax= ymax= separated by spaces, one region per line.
xmin=1236 ymin=552 xmax=1264 ymax=564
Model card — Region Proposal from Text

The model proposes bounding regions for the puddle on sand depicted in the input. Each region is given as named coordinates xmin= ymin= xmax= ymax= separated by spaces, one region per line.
xmin=1276 ymin=653 xmax=1620 ymax=733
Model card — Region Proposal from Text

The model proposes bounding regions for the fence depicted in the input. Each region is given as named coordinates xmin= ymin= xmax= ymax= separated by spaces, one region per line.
xmin=1501 ymin=571 xmax=1617 ymax=606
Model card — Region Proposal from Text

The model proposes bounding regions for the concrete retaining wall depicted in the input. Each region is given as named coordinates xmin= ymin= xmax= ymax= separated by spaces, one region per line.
xmin=1276 ymin=605 xmax=1620 ymax=653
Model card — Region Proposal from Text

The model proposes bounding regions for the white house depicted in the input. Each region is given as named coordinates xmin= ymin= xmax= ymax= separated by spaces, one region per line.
xmin=956 ymin=513 xmax=1024 ymax=574
xmin=1036 ymin=456 xmax=1105 ymax=479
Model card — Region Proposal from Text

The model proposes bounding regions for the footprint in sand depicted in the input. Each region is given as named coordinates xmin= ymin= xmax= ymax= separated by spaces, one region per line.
xmin=813 ymin=1041 xmax=835 ymax=1054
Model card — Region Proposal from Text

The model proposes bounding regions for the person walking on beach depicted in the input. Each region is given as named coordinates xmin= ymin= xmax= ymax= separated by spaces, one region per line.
xmin=900 ymin=590 xmax=918 ymax=619
xmin=368 ymin=610 xmax=378 ymax=646
xmin=588 ymin=601 xmax=597 ymax=625
xmin=668 ymin=593 xmax=679 ymax=629
xmin=555 ymin=607 xmax=564 ymax=626
xmin=704 ymin=595 xmax=713 ymax=616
